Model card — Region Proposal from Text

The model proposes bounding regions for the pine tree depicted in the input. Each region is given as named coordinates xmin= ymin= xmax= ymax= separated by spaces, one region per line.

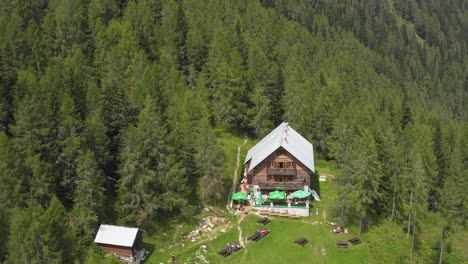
xmin=10 ymin=91 xmax=56 ymax=203
xmin=375 ymin=127 xmax=404 ymax=221
xmin=0 ymin=132 xmax=19 ymax=207
xmin=403 ymin=154 xmax=429 ymax=263
xmin=204 ymin=26 xmax=248 ymax=130
xmin=247 ymin=42 xmax=275 ymax=137
xmin=119 ymin=97 xmax=190 ymax=225
xmin=175 ymin=0 xmax=188 ymax=74
xmin=0 ymin=205 xmax=9 ymax=262
xmin=102 ymin=82 xmax=135 ymax=162
xmin=440 ymin=131 xmax=465 ymax=226
xmin=72 ymin=150 xmax=105 ymax=240
xmin=282 ymin=43 xmax=314 ymax=134
xmin=195 ymin=117 xmax=225 ymax=205
xmin=7 ymin=197 xmax=73 ymax=263
xmin=431 ymin=121 xmax=449 ymax=211
xmin=336 ymin=130 xmax=382 ymax=233
xmin=57 ymin=94 xmax=83 ymax=205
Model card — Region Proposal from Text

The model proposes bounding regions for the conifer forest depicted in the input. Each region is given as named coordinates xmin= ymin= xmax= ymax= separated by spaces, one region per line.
xmin=0 ymin=0 xmax=466 ymax=263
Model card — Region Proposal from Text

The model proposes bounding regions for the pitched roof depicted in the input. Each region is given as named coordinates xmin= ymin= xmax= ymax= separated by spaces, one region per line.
xmin=244 ymin=122 xmax=314 ymax=172
xmin=94 ymin=224 xmax=139 ymax=247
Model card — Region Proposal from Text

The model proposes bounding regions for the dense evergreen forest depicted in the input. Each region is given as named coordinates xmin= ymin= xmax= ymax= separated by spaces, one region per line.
xmin=0 ymin=0 xmax=465 ymax=262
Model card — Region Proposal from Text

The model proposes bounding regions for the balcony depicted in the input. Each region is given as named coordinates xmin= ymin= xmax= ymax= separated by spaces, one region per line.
xmin=259 ymin=182 xmax=304 ymax=191
xmin=267 ymin=167 xmax=297 ymax=176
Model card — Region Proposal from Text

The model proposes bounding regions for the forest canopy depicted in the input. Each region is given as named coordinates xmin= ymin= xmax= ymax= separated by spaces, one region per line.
xmin=0 ymin=0 xmax=465 ymax=263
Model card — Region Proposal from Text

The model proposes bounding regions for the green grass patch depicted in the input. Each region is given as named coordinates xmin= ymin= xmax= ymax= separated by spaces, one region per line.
xmin=315 ymin=159 xmax=338 ymax=176
xmin=171 ymin=214 xmax=369 ymax=264
xmin=214 ymin=128 xmax=252 ymax=182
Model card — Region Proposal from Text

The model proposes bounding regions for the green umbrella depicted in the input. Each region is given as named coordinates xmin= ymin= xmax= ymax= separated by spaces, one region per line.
xmin=232 ymin=192 xmax=248 ymax=201
xmin=268 ymin=190 xmax=286 ymax=200
xmin=290 ymin=190 xmax=311 ymax=199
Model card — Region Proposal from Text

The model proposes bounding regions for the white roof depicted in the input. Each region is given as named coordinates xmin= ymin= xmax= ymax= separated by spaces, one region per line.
xmin=94 ymin=224 xmax=139 ymax=247
xmin=244 ymin=122 xmax=314 ymax=172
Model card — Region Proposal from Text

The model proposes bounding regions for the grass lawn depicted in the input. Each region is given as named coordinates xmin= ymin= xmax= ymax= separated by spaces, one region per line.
xmin=143 ymin=176 xmax=370 ymax=264
xmin=214 ymin=127 xmax=254 ymax=183
xmin=223 ymin=215 xmax=369 ymax=264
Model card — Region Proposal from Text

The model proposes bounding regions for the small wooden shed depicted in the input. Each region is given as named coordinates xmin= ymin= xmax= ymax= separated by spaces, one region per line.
xmin=94 ymin=224 xmax=146 ymax=263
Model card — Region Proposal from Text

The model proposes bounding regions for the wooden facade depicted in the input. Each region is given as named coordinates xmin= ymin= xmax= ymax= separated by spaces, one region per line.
xmin=96 ymin=229 xmax=144 ymax=260
xmin=96 ymin=244 xmax=133 ymax=258
xmin=246 ymin=147 xmax=312 ymax=190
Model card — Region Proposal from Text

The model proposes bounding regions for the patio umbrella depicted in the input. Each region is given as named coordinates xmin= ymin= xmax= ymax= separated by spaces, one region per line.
xmin=290 ymin=190 xmax=311 ymax=199
xmin=232 ymin=192 xmax=248 ymax=201
xmin=268 ymin=190 xmax=286 ymax=200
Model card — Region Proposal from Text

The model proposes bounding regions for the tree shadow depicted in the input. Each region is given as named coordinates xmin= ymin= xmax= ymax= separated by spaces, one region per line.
xmin=143 ymin=241 xmax=156 ymax=263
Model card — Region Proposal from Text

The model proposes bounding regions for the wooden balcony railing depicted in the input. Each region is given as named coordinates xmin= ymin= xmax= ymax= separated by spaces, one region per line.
xmin=267 ymin=167 xmax=297 ymax=176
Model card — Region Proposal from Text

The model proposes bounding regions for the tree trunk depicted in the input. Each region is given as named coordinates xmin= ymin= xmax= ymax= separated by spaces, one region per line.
xmin=439 ymin=226 xmax=445 ymax=264
xmin=407 ymin=190 xmax=413 ymax=237
xmin=390 ymin=191 xmax=396 ymax=222
xmin=410 ymin=211 xmax=416 ymax=264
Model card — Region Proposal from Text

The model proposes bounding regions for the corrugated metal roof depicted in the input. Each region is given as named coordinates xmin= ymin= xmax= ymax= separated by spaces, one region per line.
xmin=244 ymin=122 xmax=314 ymax=172
xmin=94 ymin=224 xmax=139 ymax=247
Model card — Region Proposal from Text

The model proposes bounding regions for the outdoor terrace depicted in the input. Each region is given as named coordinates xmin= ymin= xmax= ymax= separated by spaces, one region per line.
xmin=259 ymin=182 xmax=303 ymax=190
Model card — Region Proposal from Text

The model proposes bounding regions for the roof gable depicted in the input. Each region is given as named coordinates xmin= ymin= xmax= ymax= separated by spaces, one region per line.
xmin=94 ymin=224 xmax=139 ymax=247
xmin=244 ymin=122 xmax=314 ymax=172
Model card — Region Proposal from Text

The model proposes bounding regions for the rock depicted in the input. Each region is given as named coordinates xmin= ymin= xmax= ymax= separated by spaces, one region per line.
xmin=201 ymin=245 xmax=207 ymax=249
xmin=221 ymin=228 xmax=226 ymax=233
xmin=191 ymin=239 xmax=196 ymax=242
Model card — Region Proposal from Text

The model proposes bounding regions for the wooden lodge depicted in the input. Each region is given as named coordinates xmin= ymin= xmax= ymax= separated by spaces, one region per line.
xmin=243 ymin=122 xmax=315 ymax=217
xmin=94 ymin=224 xmax=147 ymax=264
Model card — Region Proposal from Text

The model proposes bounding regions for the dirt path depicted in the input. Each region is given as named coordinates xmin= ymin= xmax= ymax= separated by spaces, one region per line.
xmin=224 ymin=136 xmax=249 ymax=250
xmin=237 ymin=213 xmax=247 ymax=249
xmin=226 ymin=136 xmax=248 ymax=210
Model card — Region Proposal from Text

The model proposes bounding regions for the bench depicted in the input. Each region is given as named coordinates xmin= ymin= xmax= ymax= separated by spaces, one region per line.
xmin=218 ymin=248 xmax=231 ymax=256
xmin=247 ymin=233 xmax=261 ymax=241
xmin=336 ymin=241 xmax=349 ymax=248
xmin=294 ymin=238 xmax=309 ymax=246
xmin=348 ymin=237 xmax=361 ymax=245
xmin=252 ymin=235 xmax=262 ymax=241
xmin=257 ymin=217 xmax=270 ymax=225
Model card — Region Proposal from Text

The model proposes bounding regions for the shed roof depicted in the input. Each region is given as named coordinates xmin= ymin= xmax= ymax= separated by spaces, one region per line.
xmin=94 ymin=224 xmax=139 ymax=247
xmin=244 ymin=122 xmax=314 ymax=172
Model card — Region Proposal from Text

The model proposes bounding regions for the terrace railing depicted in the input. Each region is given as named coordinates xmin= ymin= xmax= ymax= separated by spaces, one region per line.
xmin=259 ymin=182 xmax=304 ymax=190
xmin=267 ymin=167 xmax=297 ymax=176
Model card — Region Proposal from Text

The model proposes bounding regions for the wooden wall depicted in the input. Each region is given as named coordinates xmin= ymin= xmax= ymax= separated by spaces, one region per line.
xmin=247 ymin=147 xmax=311 ymax=186
xmin=133 ymin=230 xmax=144 ymax=251
xmin=97 ymin=243 xmax=133 ymax=258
